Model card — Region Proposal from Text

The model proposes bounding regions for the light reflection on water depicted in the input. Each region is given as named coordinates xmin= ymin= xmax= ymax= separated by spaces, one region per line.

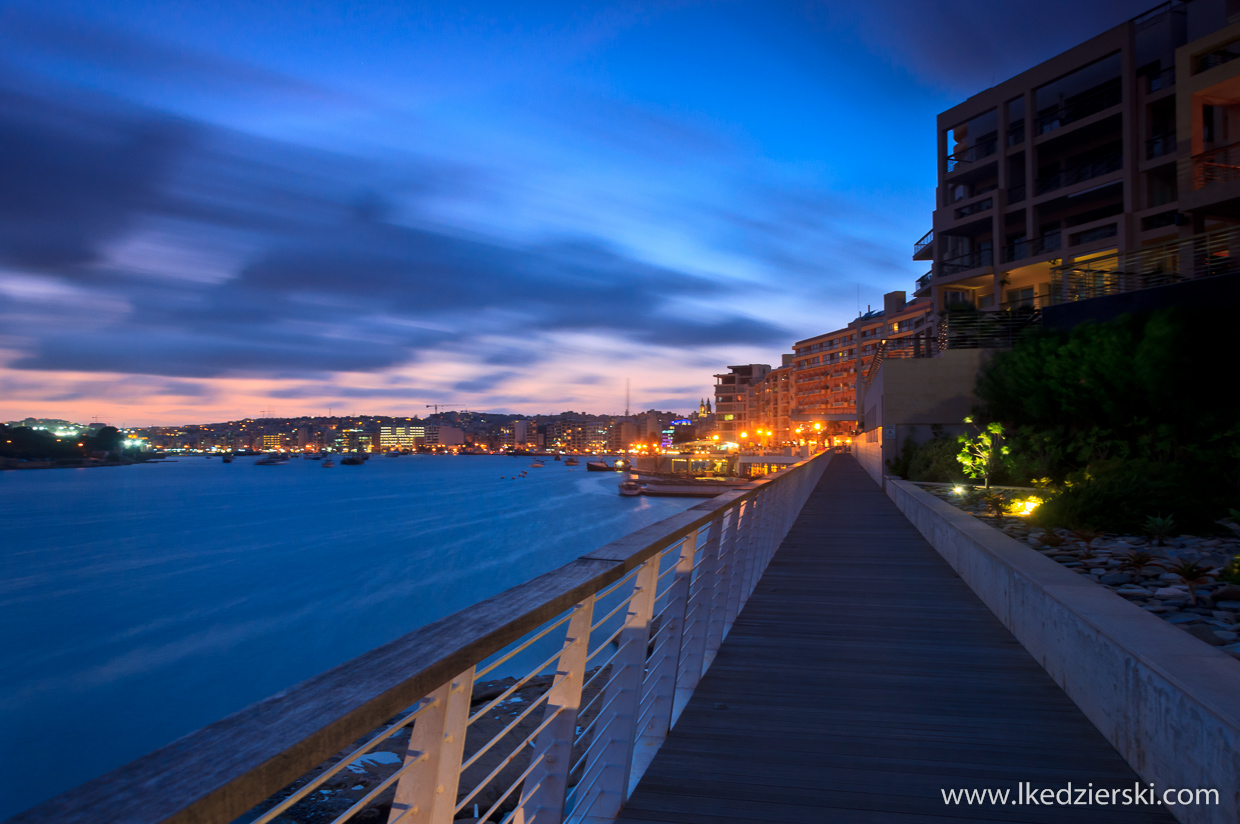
xmin=0 ymin=455 xmax=691 ymax=818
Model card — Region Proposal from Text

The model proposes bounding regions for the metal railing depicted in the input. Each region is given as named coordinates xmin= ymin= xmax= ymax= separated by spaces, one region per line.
xmin=1196 ymin=46 xmax=1240 ymax=74
xmin=12 ymin=453 xmax=831 ymax=824
xmin=1146 ymin=65 xmax=1175 ymax=92
xmin=946 ymin=136 xmax=997 ymax=172
xmin=1034 ymin=82 xmax=1122 ymax=135
xmin=1007 ymin=183 xmax=1026 ymax=204
xmin=913 ymin=229 xmax=933 ymax=259
xmin=1035 ymin=150 xmax=1122 ymax=195
xmin=1146 ymin=132 xmax=1176 ymax=159
xmin=939 ymin=248 xmax=993 ymax=275
xmin=1004 ymin=230 xmax=1060 ymax=263
xmin=862 ymin=333 xmax=938 ymax=386
xmin=1050 ymin=224 xmax=1240 ymax=303
xmin=1192 ymin=140 xmax=1240 ymax=188
xmin=953 ymin=198 xmax=992 ymax=219
xmin=937 ymin=308 xmax=1042 ymax=351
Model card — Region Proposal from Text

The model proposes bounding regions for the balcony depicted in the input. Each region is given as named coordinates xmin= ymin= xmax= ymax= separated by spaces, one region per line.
xmin=1035 ymin=150 xmax=1122 ymax=196
xmin=1192 ymin=140 xmax=1240 ymax=188
xmin=1034 ymin=82 xmax=1121 ymax=135
xmin=946 ymin=136 xmax=998 ymax=173
xmin=1007 ymin=183 xmax=1027 ymax=204
xmin=913 ymin=229 xmax=933 ymax=261
xmin=953 ymin=197 xmax=992 ymax=220
xmin=915 ymin=271 xmax=932 ymax=293
xmin=1003 ymin=230 xmax=1061 ymax=263
xmin=939 ymin=248 xmax=993 ymax=276
xmin=1146 ymin=132 xmax=1176 ymax=159
xmin=1196 ymin=46 xmax=1240 ymax=75
xmin=1146 ymin=65 xmax=1175 ymax=93
xmin=1006 ymin=120 xmax=1025 ymax=147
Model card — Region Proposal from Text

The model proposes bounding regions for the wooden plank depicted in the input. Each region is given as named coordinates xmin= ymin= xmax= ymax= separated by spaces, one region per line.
xmin=616 ymin=455 xmax=1174 ymax=824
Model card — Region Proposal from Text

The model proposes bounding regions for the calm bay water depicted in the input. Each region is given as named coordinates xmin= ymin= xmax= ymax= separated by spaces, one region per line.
xmin=0 ymin=455 xmax=691 ymax=818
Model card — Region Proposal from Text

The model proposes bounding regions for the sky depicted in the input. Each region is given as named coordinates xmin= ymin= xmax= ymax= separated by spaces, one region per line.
xmin=0 ymin=0 xmax=1156 ymax=425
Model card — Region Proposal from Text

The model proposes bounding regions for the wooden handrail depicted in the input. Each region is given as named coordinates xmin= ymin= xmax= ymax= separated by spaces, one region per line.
xmin=7 ymin=454 xmax=829 ymax=824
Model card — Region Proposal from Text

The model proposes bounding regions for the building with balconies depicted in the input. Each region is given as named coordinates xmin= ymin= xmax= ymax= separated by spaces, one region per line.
xmin=915 ymin=0 xmax=1240 ymax=318
xmin=713 ymin=364 xmax=770 ymax=440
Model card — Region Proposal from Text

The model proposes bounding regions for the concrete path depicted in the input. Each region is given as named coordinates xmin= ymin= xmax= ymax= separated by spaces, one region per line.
xmin=614 ymin=454 xmax=1174 ymax=823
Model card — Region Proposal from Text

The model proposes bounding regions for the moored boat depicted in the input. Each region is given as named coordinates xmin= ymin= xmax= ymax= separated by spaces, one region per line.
xmin=618 ymin=478 xmax=642 ymax=497
xmin=564 ymin=457 xmax=580 ymax=466
xmin=322 ymin=459 xmax=335 ymax=467
xmin=530 ymin=460 xmax=545 ymax=468
xmin=586 ymin=460 xmax=611 ymax=471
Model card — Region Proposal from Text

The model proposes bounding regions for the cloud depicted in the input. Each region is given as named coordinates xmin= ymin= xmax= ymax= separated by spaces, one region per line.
xmin=828 ymin=0 xmax=1158 ymax=96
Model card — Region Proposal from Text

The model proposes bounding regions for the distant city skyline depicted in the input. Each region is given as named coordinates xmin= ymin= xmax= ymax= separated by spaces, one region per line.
xmin=0 ymin=0 xmax=1154 ymax=426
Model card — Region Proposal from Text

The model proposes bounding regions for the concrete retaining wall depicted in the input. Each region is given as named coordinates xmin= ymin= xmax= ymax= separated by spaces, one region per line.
xmin=886 ymin=478 xmax=1240 ymax=824
xmin=852 ymin=435 xmax=884 ymax=488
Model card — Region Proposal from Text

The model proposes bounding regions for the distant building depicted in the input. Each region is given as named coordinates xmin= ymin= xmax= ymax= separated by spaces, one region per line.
xmin=713 ymin=365 xmax=770 ymax=441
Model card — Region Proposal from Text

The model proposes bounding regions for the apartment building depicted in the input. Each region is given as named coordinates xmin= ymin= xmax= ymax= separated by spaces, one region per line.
xmin=713 ymin=364 xmax=770 ymax=441
xmin=916 ymin=0 xmax=1240 ymax=314
xmin=788 ymin=292 xmax=932 ymax=442
xmin=745 ymin=358 xmax=794 ymax=445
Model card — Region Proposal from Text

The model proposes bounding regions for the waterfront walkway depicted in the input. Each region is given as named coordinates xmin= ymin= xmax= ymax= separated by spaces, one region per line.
xmin=615 ymin=454 xmax=1173 ymax=823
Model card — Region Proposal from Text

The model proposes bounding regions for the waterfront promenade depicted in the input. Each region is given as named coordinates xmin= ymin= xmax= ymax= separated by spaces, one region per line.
xmin=616 ymin=454 xmax=1174 ymax=823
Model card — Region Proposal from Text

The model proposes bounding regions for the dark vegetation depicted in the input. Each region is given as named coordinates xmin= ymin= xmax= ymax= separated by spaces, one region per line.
xmin=0 ymin=424 xmax=138 ymax=462
xmin=888 ymin=307 xmax=1240 ymax=533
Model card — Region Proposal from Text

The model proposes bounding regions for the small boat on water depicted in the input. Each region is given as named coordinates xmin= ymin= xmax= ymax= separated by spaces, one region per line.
xmin=530 ymin=460 xmax=545 ymax=468
xmin=613 ymin=458 xmax=631 ymax=472
xmin=322 ymin=459 xmax=336 ymax=467
xmin=553 ymin=455 xmax=562 ymax=461
xmin=221 ymin=454 xmax=234 ymax=464
xmin=564 ymin=457 xmax=580 ymax=466
xmin=586 ymin=460 xmax=611 ymax=472
xmin=255 ymin=454 xmax=288 ymax=465
xmin=618 ymin=478 xmax=642 ymax=497
xmin=341 ymin=454 xmax=366 ymax=465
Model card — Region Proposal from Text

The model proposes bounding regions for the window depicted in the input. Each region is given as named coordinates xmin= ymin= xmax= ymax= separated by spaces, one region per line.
xmin=1006 ymin=287 xmax=1035 ymax=308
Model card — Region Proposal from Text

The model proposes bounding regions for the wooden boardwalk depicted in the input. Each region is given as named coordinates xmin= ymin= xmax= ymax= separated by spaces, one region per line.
xmin=615 ymin=455 xmax=1173 ymax=824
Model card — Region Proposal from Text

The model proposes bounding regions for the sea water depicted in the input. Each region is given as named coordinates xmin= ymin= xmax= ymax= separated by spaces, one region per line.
xmin=0 ymin=455 xmax=691 ymax=818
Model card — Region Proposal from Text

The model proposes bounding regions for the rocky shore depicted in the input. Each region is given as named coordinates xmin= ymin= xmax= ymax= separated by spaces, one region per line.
xmin=921 ymin=484 xmax=1240 ymax=660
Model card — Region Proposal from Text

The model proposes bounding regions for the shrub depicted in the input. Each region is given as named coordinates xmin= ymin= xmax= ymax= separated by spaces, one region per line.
xmin=905 ymin=438 xmax=966 ymax=483
xmin=1031 ymin=460 xmax=1225 ymax=534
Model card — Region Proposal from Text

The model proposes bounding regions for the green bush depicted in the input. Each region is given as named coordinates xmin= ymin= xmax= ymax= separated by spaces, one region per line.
xmin=1031 ymin=459 xmax=1227 ymax=533
xmin=907 ymin=438 xmax=967 ymax=483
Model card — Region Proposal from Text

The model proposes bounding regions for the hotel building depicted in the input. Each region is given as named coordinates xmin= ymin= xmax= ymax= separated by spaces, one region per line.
xmin=916 ymin=0 xmax=1240 ymax=316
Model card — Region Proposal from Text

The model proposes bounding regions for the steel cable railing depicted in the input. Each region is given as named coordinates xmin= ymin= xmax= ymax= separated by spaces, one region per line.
xmin=11 ymin=451 xmax=831 ymax=824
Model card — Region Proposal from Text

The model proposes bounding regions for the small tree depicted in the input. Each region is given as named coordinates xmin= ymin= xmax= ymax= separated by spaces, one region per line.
xmin=957 ymin=416 xmax=1010 ymax=491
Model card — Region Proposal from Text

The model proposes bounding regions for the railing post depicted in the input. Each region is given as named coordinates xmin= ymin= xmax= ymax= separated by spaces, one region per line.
xmin=634 ymin=531 xmax=696 ymax=765
xmin=723 ymin=499 xmax=752 ymax=630
xmin=694 ymin=511 xmax=727 ymax=678
xmin=517 ymin=596 xmax=595 ymax=824
xmin=388 ymin=666 xmax=475 ymax=824
xmin=573 ymin=559 xmax=658 ymax=820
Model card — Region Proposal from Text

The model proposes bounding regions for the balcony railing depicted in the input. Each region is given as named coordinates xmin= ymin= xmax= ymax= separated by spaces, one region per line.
xmin=913 ymin=229 xmax=933 ymax=260
xmin=937 ymin=307 xmax=1043 ymax=352
xmin=1196 ymin=47 xmax=1240 ymax=74
xmin=13 ymin=454 xmax=832 ymax=824
xmin=1035 ymin=150 xmax=1122 ymax=196
xmin=1192 ymin=140 xmax=1240 ymax=188
xmin=954 ymin=197 xmax=992 ymax=220
xmin=1034 ymin=82 xmax=1122 ymax=135
xmin=1007 ymin=183 xmax=1027 ymax=204
xmin=1146 ymin=132 xmax=1176 ymax=159
xmin=946 ymin=136 xmax=998 ymax=172
xmin=939 ymin=249 xmax=993 ymax=275
xmin=1004 ymin=230 xmax=1061 ymax=263
xmin=1050 ymin=224 xmax=1240 ymax=303
xmin=1006 ymin=120 xmax=1025 ymax=147
xmin=915 ymin=271 xmax=932 ymax=291
xmin=1146 ymin=65 xmax=1176 ymax=92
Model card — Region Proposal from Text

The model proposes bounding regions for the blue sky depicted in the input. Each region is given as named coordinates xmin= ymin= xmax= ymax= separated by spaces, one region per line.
xmin=0 ymin=0 xmax=1154 ymax=423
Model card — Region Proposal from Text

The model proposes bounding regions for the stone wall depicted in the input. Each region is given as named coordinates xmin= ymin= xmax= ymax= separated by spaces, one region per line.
xmin=886 ymin=477 xmax=1240 ymax=824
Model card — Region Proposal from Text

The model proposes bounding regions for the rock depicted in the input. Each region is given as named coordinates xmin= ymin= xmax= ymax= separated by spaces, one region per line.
xmin=1115 ymin=585 xmax=1149 ymax=597
xmin=1212 ymin=610 xmax=1238 ymax=623
xmin=1089 ymin=568 xmax=1106 ymax=575
xmin=1166 ymin=613 xmax=1201 ymax=624
xmin=1221 ymin=643 xmax=1240 ymax=659
xmin=1183 ymin=625 xmax=1226 ymax=645
xmin=1143 ymin=604 xmax=1167 ymax=613
xmin=1100 ymin=573 xmax=1133 ymax=585
xmin=1215 ymin=631 xmax=1240 ymax=642
xmin=1216 ymin=600 xmax=1240 ymax=609
xmin=1154 ymin=587 xmax=1189 ymax=598
xmin=1211 ymin=585 xmax=1240 ymax=601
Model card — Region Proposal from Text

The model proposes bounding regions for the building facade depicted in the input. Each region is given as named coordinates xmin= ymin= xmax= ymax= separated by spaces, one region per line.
xmin=917 ymin=0 xmax=1240 ymax=317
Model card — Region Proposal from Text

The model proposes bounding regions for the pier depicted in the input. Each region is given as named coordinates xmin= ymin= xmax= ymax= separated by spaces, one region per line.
xmin=5 ymin=452 xmax=1209 ymax=824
